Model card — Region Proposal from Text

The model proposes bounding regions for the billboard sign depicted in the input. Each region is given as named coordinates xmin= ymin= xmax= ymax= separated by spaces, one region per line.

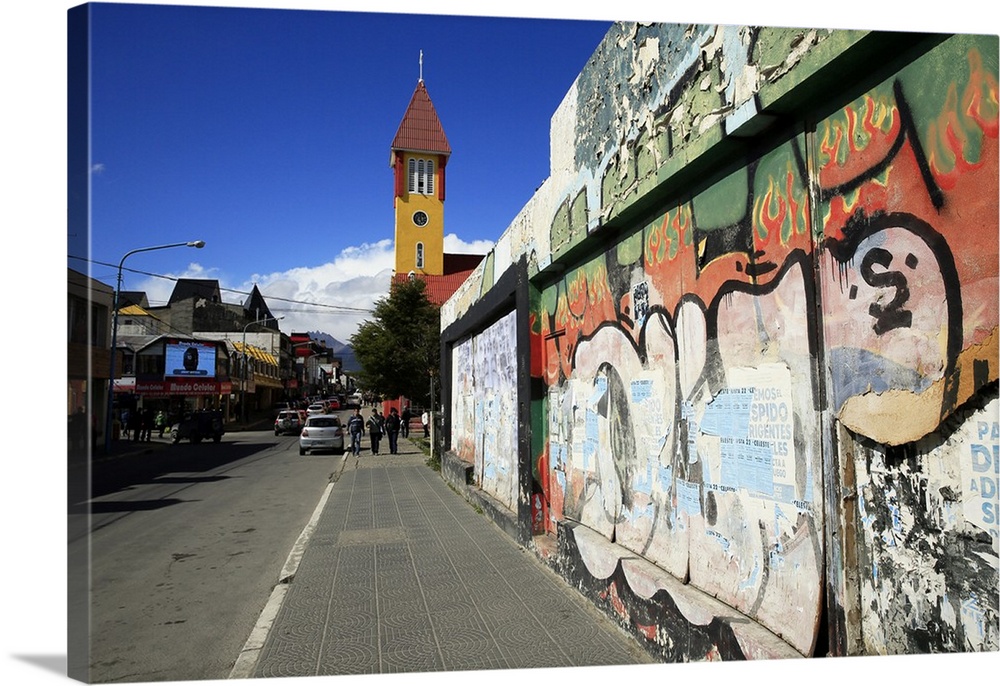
xmin=165 ymin=341 xmax=217 ymax=378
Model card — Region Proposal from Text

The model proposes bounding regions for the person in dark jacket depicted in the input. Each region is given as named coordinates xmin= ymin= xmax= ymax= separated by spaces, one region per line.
xmin=347 ymin=409 xmax=365 ymax=456
xmin=385 ymin=408 xmax=401 ymax=454
xmin=128 ymin=408 xmax=141 ymax=442
xmin=140 ymin=407 xmax=155 ymax=442
xmin=366 ymin=410 xmax=384 ymax=455
xmin=400 ymin=406 xmax=411 ymax=438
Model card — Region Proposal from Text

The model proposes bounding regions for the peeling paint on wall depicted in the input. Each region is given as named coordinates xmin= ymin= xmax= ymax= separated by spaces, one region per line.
xmin=442 ymin=23 xmax=999 ymax=661
xmin=854 ymin=394 xmax=999 ymax=653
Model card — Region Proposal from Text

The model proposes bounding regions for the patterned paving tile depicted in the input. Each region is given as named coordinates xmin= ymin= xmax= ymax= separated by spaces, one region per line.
xmin=251 ymin=445 xmax=652 ymax=678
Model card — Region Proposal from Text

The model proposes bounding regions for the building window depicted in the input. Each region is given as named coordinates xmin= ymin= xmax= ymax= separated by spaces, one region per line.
xmin=408 ymin=157 xmax=435 ymax=196
xmin=68 ymin=294 xmax=87 ymax=344
xmin=416 ymin=242 xmax=424 ymax=269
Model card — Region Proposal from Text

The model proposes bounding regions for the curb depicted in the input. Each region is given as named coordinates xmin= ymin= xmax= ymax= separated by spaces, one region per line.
xmin=228 ymin=456 xmax=346 ymax=679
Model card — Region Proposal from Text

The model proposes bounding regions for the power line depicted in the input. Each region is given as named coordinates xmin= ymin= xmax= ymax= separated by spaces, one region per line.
xmin=69 ymin=254 xmax=376 ymax=315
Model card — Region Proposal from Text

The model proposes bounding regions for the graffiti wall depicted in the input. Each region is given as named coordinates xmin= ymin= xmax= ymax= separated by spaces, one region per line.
xmin=539 ymin=129 xmax=825 ymax=655
xmin=451 ymin=310 xmax=519 ymax=510
xmin=442 ymin=23 xmax=998 ymax=660
xmin=817 ymin=33 xmax=999 ymax=654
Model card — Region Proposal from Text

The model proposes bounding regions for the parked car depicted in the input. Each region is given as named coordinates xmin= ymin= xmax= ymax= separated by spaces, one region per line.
xmin=346 ymin=391 xmax=363 ymax=408
xmin=274 ymin=409 xmax=302 ymax=436
xmin=306 ymin=403 xmax=327 ymax=416
xmin=299 ymin=414 xmax=345 ymax=455
xmin=170 ymin=410 xmax=224 ymax=444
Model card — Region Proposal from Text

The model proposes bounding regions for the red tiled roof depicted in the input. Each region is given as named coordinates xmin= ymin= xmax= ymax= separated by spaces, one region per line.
xmin=393 ymin=268 xmax=478 ymax=307
xmin=391 ymin=81 xmax=451 ymax=156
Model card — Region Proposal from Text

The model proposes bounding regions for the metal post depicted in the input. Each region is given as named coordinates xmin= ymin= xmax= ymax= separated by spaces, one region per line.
xmin=103 ymin=240 xmax=205 ymax=454
xmin=240 ymin=315 xmax=282 ymax=426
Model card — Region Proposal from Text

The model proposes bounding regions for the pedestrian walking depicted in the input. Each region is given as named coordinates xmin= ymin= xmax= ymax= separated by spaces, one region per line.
xmin=421 ymin=410 xmax=430 ymax=438
xmin=347 ymin=408 xmax=364 ymax=456
xmin=400 ymin=406 xmax=411 ymax=438
xmin=367 ymin=410 xmax=384 ymax=455
xmin=128 ymin=408 xmax=141 ymax=442
xmin=69 ymin=407 xmax=86 ymax=453
xmin=155 ymin=410 xmax=167 ymax=438
xmin=385 ymin=408 xmax=401 ymax=454
xmin=120 ymin=408 xmax=131 ymax=440
xmin=142 ymin=407 xmax=155 ymax=442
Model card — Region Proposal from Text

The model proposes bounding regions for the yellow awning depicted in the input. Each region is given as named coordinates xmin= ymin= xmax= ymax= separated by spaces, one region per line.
xmin=234 ymin=342 xmax=277 ymax=367
xmin=119 ymin=304 xmax=151 ymax=316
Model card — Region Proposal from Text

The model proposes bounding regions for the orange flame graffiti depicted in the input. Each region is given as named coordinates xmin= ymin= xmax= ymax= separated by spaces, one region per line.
xmin=929 ymin=49 xmax=999 ymax=190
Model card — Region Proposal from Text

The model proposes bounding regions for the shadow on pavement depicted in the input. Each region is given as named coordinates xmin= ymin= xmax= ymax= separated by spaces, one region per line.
xmin=74 ymin=439 xmax=284 ymax=504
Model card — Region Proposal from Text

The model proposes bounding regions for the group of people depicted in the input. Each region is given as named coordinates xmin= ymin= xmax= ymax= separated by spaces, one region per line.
xmin=346 ymin=406 xmax=430 ymax=456
xmin=120 ymin=407 xmax=170 ymax=441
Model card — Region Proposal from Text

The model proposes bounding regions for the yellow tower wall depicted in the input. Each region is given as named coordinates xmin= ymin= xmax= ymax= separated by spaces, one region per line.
xmin=394 ymin=151 xmax=446 ymax=276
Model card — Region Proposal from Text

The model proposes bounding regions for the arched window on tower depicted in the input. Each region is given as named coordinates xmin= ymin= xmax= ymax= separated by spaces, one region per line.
xmin=407 ymin=157 xmax=435 ymax=196
xmin=415 ymin=242 xmax=424 ymax=269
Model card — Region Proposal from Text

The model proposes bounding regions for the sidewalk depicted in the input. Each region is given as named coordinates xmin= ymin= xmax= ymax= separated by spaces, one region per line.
xmin=234 ymin=434 xmax=653 ymax=677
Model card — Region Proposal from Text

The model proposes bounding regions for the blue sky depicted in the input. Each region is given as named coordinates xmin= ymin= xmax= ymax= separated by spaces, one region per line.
xmin=59 ymin=1 xmax=996 ymax=346
xmin=74 ymin=3 xmax=613 ymax=341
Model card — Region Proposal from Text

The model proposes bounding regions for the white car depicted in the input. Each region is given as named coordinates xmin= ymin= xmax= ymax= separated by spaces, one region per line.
xmin=299 ymin=415 xmax=345 ymax=455
xmin=306 ymin=403 xmax=327 ymax=416
xmin=274 ymin=410 xmax=302 ymax=436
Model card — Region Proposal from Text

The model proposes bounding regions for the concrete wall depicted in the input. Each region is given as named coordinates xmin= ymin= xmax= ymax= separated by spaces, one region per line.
xmin=440 ymin=22 xmax=998 ymax=660
xmin=451 ymin=310 xmax=520 ymax=510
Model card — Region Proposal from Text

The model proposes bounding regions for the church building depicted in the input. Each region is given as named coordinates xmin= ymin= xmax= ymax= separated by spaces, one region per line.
xmin=389 ymin=67 xmax=483 ymax=305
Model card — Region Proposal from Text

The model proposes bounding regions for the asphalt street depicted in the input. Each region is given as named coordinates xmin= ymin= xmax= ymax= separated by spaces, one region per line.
xmin=73 ymin=428 xmax=338 ymax=683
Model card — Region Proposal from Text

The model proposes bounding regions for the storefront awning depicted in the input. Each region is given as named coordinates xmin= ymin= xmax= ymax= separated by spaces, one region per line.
xmin=233 ymin=342 xmax=277 ymax=366
xmin=113 ymin=377 xmax=136 ymax=393
xmin=135 ymin=379 xmax=233 ymax=397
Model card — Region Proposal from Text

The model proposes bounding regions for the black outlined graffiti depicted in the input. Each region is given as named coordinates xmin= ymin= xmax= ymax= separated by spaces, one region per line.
xmin=823 ymin=211 xmax=963 ymax=417
xmin=859 ymin=246 xmax=915 ymax=335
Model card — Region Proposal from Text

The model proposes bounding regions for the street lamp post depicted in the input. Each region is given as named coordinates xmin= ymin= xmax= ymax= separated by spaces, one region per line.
xmin=241 ymin=315 xmax=283 ymax=425
xmin=104 ymin=240 xmax=206 ymax=454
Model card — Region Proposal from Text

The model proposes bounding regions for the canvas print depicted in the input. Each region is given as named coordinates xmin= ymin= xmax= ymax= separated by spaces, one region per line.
xmin=61 ymin=1 xmax=998 ymax=685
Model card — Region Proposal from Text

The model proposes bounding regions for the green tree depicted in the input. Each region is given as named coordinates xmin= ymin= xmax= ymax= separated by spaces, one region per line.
xmin=349 ymin=278 xmax=440 ymax=405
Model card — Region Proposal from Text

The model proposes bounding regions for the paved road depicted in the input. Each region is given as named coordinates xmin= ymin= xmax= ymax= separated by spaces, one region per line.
xmin=73 ymin=429 xmax=339 ymax=683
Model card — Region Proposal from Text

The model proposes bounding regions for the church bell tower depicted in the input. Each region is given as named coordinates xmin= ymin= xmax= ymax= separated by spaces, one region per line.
xmin=390 ymin=60 xmax=451 ymax=278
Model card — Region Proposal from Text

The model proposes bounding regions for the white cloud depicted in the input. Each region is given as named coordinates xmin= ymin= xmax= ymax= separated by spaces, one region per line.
xmin=242 ymin=240 xmax=395 ymax=343
xmin=130 ymin=236 xmax=491 ymax=345
xmin=132 ymin=242 xmax=393 ymax=344
xmin=133 ymin=262 xmax=220 ymax=307
xmin=444 ymin=233 xmax=494 ymax=255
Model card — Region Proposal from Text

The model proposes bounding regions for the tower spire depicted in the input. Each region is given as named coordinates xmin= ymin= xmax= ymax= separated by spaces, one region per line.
xmin=419 ymin=50 xmax=423 ymax=82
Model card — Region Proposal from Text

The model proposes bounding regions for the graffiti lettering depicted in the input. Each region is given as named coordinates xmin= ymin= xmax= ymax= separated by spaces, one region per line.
xmin=860 ymin=246 xmax=913 ymax=335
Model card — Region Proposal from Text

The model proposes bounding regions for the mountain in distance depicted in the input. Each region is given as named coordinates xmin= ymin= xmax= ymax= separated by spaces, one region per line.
xmin=308 ymin=331 xmax=359 ymax=372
